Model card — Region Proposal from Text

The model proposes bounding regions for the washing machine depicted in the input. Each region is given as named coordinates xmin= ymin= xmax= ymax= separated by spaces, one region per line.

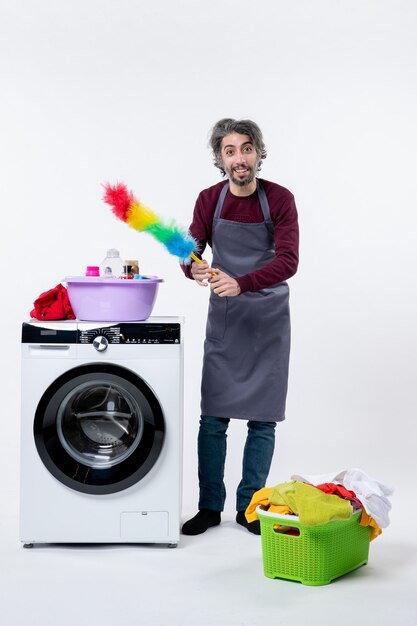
xmin=20 ymin=317 xmax=183 ymax=547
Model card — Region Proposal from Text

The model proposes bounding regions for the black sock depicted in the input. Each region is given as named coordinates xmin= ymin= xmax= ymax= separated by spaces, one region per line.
xmin=236 ymin=511 xmax=261 ymax=535
xmin=182 ymin=509 xmax=221 ymax=535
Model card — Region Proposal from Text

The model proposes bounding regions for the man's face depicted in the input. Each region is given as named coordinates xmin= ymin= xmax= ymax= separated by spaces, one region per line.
xmin=220 ymin=132 xmax=260 ymax=187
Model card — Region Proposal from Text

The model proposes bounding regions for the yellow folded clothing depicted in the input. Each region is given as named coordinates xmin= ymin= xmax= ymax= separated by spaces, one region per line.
xmin=269 ymin=504 xmax=293 ymax=516
xmin=245 ymin=487 xmax=292 ymax=523
xmin=270 ymin=481 xmax=353 ymax=526
xmin=359 ymin=510 xmax=382 ymax=541
xmin=245 ymin=488 xmax=272 ymax=523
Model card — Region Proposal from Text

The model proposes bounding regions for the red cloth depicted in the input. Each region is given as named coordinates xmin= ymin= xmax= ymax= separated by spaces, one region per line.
xmin=316 ymin=483 xmax=362 ymax=508
xmin=30 ymin=284 xmax=76 ymax=320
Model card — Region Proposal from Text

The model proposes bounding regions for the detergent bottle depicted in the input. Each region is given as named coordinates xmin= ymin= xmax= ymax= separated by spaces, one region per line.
xmin=100 ymin=249 xmax=124 ymax=278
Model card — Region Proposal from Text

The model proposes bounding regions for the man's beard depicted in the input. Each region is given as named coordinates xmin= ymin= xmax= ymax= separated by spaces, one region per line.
xmin=225 ymin=163 xmax=259 ymax=187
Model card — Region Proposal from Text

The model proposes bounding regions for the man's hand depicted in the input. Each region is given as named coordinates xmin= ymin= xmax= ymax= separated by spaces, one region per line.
xmin=209 ymin=270 xmax=241 ymax=297
xmin=190 ymin=259 xmax=213 ymax=287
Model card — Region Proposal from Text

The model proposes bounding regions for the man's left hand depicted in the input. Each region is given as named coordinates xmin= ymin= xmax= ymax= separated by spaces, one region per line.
xmin=209 ymin=270 xmax=241 ymax=297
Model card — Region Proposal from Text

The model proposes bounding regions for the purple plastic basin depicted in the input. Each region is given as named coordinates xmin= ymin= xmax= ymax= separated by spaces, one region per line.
xmin=64 ymin=276 xmax=163 ymax=321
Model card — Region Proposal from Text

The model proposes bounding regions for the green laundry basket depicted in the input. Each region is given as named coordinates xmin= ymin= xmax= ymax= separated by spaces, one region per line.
xmin=257 ymin=507 xmax=371 ymax=585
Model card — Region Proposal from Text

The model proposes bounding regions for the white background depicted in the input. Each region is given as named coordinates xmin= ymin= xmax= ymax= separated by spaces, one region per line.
xmin=1 ymin=1 xmax=416 ymax=624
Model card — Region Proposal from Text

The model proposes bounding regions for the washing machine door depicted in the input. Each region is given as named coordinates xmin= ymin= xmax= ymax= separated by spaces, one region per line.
xmin=34 ymin=364 xmax=165 ymax=494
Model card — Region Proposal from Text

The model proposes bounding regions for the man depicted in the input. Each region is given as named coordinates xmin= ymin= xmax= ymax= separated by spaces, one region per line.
xmin=181 ymin=118 xmax=299 ymax=535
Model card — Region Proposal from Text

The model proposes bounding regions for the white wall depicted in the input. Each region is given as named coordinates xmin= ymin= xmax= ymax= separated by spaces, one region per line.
xmin=1 ymin=0 xmax=416 ymax=516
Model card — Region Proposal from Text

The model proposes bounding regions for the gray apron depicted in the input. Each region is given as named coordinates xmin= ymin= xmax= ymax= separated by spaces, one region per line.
xmin=201 ymin=181 xmax=291 ymax=422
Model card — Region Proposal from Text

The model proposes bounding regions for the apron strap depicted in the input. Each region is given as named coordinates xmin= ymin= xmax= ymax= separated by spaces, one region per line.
xmin=257 ymin=181 xmax=274 ymax=236
xmin=257 ymin=181 xmax=270 ymax=219
xmin=213 ymin=183 xmax=229 ymax=219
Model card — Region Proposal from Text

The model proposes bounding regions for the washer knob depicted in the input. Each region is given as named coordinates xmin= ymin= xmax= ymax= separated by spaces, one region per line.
xmin=93 ymin=336 xmax=108 ymax=352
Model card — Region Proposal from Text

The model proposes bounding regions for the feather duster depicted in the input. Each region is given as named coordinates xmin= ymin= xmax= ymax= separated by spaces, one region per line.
xmin=103 ymin=182 xmax=197 ymax=264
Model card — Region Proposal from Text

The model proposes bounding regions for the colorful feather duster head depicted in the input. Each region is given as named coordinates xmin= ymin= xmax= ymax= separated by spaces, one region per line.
xmin=103 ymin=182 xmax=197 ymax=264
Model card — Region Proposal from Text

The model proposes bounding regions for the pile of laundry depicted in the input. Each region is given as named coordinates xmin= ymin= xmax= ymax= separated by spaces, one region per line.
xmin=245 ymin=468 xmax=393 ymax=541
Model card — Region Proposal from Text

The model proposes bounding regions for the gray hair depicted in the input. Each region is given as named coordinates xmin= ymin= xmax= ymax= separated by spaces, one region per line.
xmin=209 ymin=118 xmax=267 ymax=176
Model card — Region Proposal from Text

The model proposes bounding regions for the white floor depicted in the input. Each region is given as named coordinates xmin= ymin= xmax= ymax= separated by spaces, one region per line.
xmin=1 ymin=498 xmax=416 ymax=626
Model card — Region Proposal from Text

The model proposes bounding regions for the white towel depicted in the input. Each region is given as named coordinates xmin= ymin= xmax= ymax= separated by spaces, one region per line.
xmin=290 ymin=468 xmax=393 ymax=528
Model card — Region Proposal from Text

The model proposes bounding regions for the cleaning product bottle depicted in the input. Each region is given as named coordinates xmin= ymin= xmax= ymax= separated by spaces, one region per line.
xmin=100 ymin=249 xmax=124 ymax=278
xmin=120 ymin=264 xmax=134 ymax=279
xmin=124 ymin=259 xmax=139 ymax=275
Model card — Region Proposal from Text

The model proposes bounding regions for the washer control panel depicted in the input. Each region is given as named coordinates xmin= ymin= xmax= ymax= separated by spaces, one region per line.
xmin=22 ymin=322 xmax=181 ymax=344
xmin=79 ymin=323 xmax=181 ymax=345
xmin=79 ymin=326 xmax=121 ymax=345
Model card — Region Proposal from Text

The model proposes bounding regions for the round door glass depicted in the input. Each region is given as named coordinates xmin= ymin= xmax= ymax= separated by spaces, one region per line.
xmin=56 ymin=380 xmax=143 ymax=468
xmin=34 ymin=364 xmax=165 ymax=495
